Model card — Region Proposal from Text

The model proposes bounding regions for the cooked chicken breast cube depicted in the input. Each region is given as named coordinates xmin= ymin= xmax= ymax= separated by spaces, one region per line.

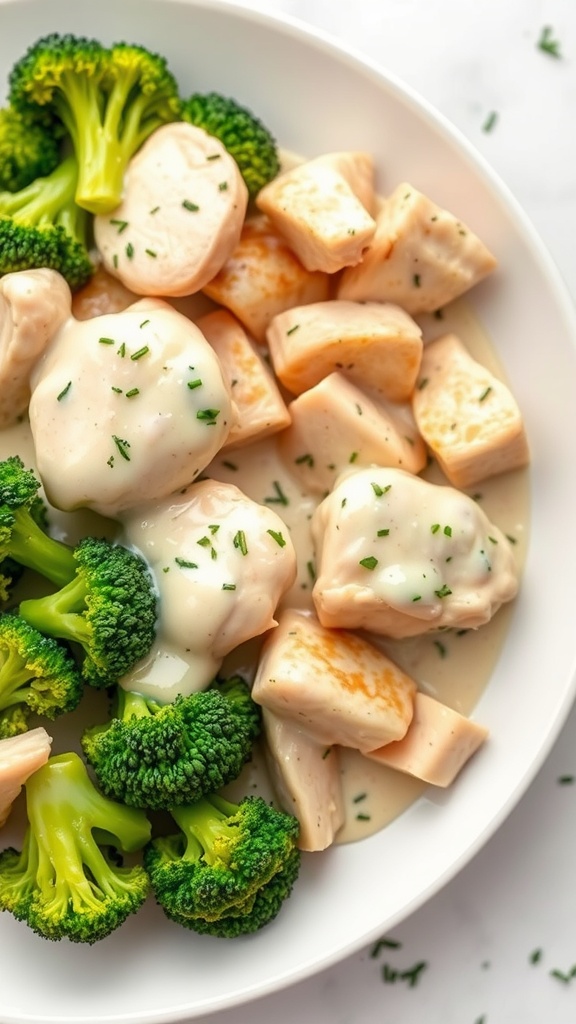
xmin=366 ymin=692 xmax=488 ymax=787
xmin=252 ymin=608 xmax=416 ymax=753
xmin=202 ymin=214 xmax=330 ymax=343
xmin=120 ymin=479 xmax=297 ymax=699
xmin=256 ymin=152 xmax=377 ymax=273
xmin=338 ymin=182 xmax=497 ymax=314
xmin=412 ymin=333 xmax=530 ymax=488
xmin=262 ymin=708 xmax=345 ymax=852
xmin=279 ymin=372 xmax=426 ymax=495
xmin=311 ymin=467 xmax=519 ymax=638
xmin=29 ymin=299 xmax=235 ymax=517
xmin=0 ymin=727 xmax=52 ymax=827
xmin=196 ymin=309 xmax=290 ymax=449
xmin=71 ymin=265 xmax=137 ymax=320
xmin=0 ymin=268 xmax=72 ymax=428
xmin=94 ymin=122 xmax=248 ymax=298
xmin=266 ymin=299 xmax=423 ymax=401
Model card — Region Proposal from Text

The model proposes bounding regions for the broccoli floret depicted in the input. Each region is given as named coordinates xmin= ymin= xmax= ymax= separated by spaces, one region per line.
xmin=0 ymin=153 xmax=94 ymax=290
xmin=18 ymin=535 xmax=158 ymax=689
xmin=0 ymin=614 xmax=83 ymax=739
xmin=0 ymin=750 xmax=151 ymax=943
xmin=0 ymin=456 xmax=77 ymax=597
xmin=9 ymin=33 xmax=182 ymax=215
xmin=181 ymin=91 xmax=280 ymax=200
xmin=0 ymin=106 xmax=60 ymax=192
xmin=144 ymin=792 xmax=300 ymax=930
xmin=81 ymin=675 xmax=261 ymax=809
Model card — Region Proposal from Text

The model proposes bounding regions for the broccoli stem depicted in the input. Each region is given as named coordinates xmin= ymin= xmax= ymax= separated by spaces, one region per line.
xmin=0 ymin=648 xmax=33 ymax=709
xmin=7 ymin=511 xmax=77 ymax=587
xmin=1 ymin=155 xmax=78 ymax=225
xmin=171 ymin=799 xmax=236 ymax=868
xmin=19 ymin=575 xmax=91 ymax=647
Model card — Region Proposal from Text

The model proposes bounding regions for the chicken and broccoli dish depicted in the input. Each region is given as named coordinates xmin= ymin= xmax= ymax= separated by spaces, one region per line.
xmin=0 ymin=31 xmax=529 ymax=946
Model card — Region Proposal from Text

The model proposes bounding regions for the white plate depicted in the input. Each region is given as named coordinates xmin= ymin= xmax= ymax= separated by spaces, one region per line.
xmin=1 ymin=1 xmax=576 ymax=1022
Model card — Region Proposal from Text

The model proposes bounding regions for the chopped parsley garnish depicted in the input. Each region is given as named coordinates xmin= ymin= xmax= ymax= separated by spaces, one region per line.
xmin=125 ymin=242 xmax=134 ymax=259
xmin=377 ymin=528 xmax=390 ymax=537
xmin=112 ymin=435 xmax=131 ymax=461
xmin=218 ymin=181 xmax=228 ymax=191
xmin=56 ymin=381 xmax=72 ymax=401
xmin=264 ymin=480 xmax=289 ymax=506
xmin=183 ymin=199 xmax=199 ymax=211
xmin=131 ymin=346 xmax=150 ymax=361
xmin=175 ymin=558 xmax=198 ymax=569
xmin=222 ymin=583 xmax=236 ymax=591
xmin=434 ymin=584 xmax=452 ymax=598
xmin=413 ymin=273 xmax=421 ymax=287
xmin=286 ymin=324 xmax=300 ymax=336
xmin=349 ymin=451 xmax=358 ymax=463
xmin=479 ymin=385 xmax=492 ymax=402
xmin=233 ymin=530 xmax=248 ymax=556
xmin=538 ymin=25 xmax=562 ymax=58
xmin=140 ymin=319 xmax=150 ymax=328
xmin=145 ymin=249 xmax=157 ymax=258
xmin=187 ymin=378 xmax=203 ymax=390
xmin=483 ymin=110 xmax=498 ymax=133
xmin=110 ymin=218 xmax=128 ymax=233
xmin=197 ymin=408 xmax=220 ymax=425
xmin=98 ymin=336 xmax=115 ymax=345
xmin=295 ymin=453 xmax=314 ymax=466
xmin=267 ymin=529 xmax=287 ymax=547
xmin=125 ymin=388 xmax=140 ymax=398
xmin=371 ymin=482 xmax=391 ymax=497
xmin=359 ymin=556 xmax=378 ymax=571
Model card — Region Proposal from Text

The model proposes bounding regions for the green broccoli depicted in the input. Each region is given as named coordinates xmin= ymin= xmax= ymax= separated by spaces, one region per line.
xmin=81 ymin=675 xmax=261 ymax=809
xmin=8 ymin=33 xmax=182 ymax=215
xmin=144 ymin=792 xmax=300 ymax=931
xmin=0 ymin=750 xmax=151 ymax=943
xmin=18 ymin=535 xmax=158 ymax=689
xmin=0 ymin=456 xmax=78 ymax=597
xmin=0 ymin=153 xmax=94 ymax=290
xmin=181 ymin=91 xmax=280 ymax=200
xmin=0 ymin=614 xmax=83 ymax=739
xmin=167 ymin=846 xmax=302 ymax=938
xmin=0 ymin=105 xmax=60 ymax=192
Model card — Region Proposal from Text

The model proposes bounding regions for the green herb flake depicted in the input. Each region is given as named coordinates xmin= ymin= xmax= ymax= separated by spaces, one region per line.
xmin=371 ymin=937 xmax=402 ymax=958
xmin=264 ymin=480 xmax=289 ymax=506
xmin=197 ymin=408 xmax=220 ymax=425
xmin=413 ymin=273 xmax=421 ymax=287
xmin=530 ymin=948 xmax=543 ymax=964
xmin=321 ymin=747 xmax=332 ymax=760
xmin=267 ymin=529 xmax=287 ymax=548
xmin=434 ymin=584 xmax=452 ymax=598
xmin=110 ymin=218 xmax=128 ymax=233
xmin=483 ymin=110 xmax=498 ymax=133
xmin=218 ymin=181 xmax=228 ymax=191
xmin=183 ymin=199 xmax=200 ymax=212
xmin=550 ymin=964 xmax=576 ymax=984
xmin=111 ymin=386 xmax=123 ymax=394
xmin=112 ymin=254 xmax=119 ymax=269
xmin=125 ymin=242 xmax=135 ymax=259
xmin=197 ymin=536 xmax=211 ymax=548
xmin=131 ymin=345 xmax=150 ymax=361
xmin=145 ymin=248 xmax=157 ymax=258
xmin=98 ymin=336 xmax=115 ymax=345
xmin=377 ymin=528 xmax=390 ymax=537
xmin=221 ymin=459 xmax=238 ymax=471
xmin=443 ymin=525 xmax=452 ymax=536
xmin=295 ymin=453 xmax=314 ymax=467
xmin=222 ymin=583 xmax=236 ymax=591
xmin=307 ymin=560 xmax=316 ymax=582
xmin=431 ymin=523 xmax=441 ymax=534
xmin=112 ymin=435 xmax=131 ymax=462
xmin=434 ymin=639 xmax=447 ymax=657
xmin=117 ymin=342 xmax=126 ymax=358
xmin=187 ymin=378 xmax=203 ymax=390
xmin=125 ymin=388 xmax=140 ymax=398
xmin=208 ymin=524 xmax=220 ymax=535
xmin=359 ymin=556 xmax=378 ymax=571
xmin=352 ymin=792 xmax=367 ymax=803
xmin=140 ymin=319 xmax=150 ymax=328
xmin=56 ymin=381 xmax=72 ymax=401
xmin=349 ymin=451 xmax=359 ymax=463
xmin=286 ymin=324 xmax=300 ymax=336
xmin=371 ymin=482 xmax=391 ymax=497
xmin=538 ymin=25 xmax=562 ymax=58
xmin=417 ymin=377 xmax=429 ymax=390
xmin=356 ymin=813 xmax=371 ymax=821
xmin=479 ymin=385 xmax=492 ymax=402
xmin=149 ymin=206 xmax=160 ymax=214
xmin=233 ymin=530 xmax=248 ymax=556
xmin=175 ymin=557 xmax=198 ymax=569
xmin=558 ymin=775 xmax=575 ymax=785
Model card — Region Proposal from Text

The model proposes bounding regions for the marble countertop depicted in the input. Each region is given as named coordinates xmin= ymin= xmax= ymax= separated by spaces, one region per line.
xmin=193 ymin=2 xmax=576 ymax=1023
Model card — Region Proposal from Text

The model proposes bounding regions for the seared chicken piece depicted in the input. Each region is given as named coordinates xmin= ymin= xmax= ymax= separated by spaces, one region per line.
xmin=412 ymin=333 xmax=530 ymax=488
xmin=366 ymin=692 xmax=488 ymax=788
xmin=0 ymin=268 xmax=72 ymax=428
xmin=0 ymin=727 xmax=52 ymax=827
xmin=266 ymin=299 xmax=423 ymax=401
xmin=311 ymin=467 xmax=519 ymax=638
xmin=29 ymin=299 xmax=235 ymax=517
xmin=202 ymin=213 xmax=330 ymax=343
xmin=262 ymin=708 xmax=345 ymax=852
xmin=94 ymin=122 xmax=248 ymax=297
xmin=256 ymin=152 xmax=377 ymax=273
xmin=338 ymin=182 xmax=497 ymax=314
xmin=252 ymin=608 xmax=416 ymax=753
xmin=279 ymin=371 xmax=426 ymax=495
xmin=120 ymin=479 xmax=297 ymax=699
xmin=196 ymin=309 xmax=291 ymax=449
xmin=71 ymin=264 xmax=137 ymax=320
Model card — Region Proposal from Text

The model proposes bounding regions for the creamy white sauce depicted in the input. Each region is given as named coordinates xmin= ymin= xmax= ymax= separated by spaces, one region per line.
xmin=1 ymin=294 xmax=529 ymax=847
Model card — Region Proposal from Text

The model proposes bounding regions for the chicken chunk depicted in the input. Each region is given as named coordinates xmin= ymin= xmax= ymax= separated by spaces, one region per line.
xmin=266 ymin=299 xmax=423 ymax=401
xmin=366 ymin=692 xmax=488 ymax=787
xmin=311 ymin=467 xmax=519 ymax=638
xmin=279 ymin=371 xmax=426 ymax=495
xmin=338 ymin=182 xmax=497 ymax=314
xmin=256 ymin=152 xmax=377 ymax=273
xmin=0 ymin=268 xmax=72 ymax=428
xmin=0 ymin=726 xmax=52 ymax=827
xmin=202 ymin=213 xmax=330 ymax=343
xmin=196 ymin=309 xmax=290 ymax=449
xmin=94 ymin=122 xmax=248 ymax=297
xmin=71 ymin=264 xmax=137 ymax=320
xmin=120 ymin=479 xmax=297 ymax=699
xmin=29 ymin=299 xmax=235 ymax=517
xmin=262 ymin=708 xmax=345 ymax=852
xmin=251 ymin=608 xmax=416 ymax=753
xmin=412 ymin=333 xmax=530 ymax=488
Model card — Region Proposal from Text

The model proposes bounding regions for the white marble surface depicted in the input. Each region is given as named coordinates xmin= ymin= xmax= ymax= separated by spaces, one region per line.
xmin=190 ymin=1 xmax=576 ymax=1022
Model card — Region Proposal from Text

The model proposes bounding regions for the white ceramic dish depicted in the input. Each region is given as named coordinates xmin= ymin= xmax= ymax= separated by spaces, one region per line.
xmin=1 ymin=1 xmax=576 ymax=1021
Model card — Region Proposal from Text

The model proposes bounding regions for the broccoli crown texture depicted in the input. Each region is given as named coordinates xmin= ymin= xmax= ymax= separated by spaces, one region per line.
xmin=0 ymin=613 xmax=83 ymax=738
xmin=9 ymin=33 xmax=182 ymax=215
xmin=18 ymin=535 xmax=158 ymax=689
xmin=81 ymin=675 xmax=262 ymax=809
xmin=144 ymin=794 xmax=300 ymax=931
xmin=0 ymin=456 xmax=77 ymax=594
xmin=0 ymin=750 xmax=151 ymax=943
xmin=0 ymin=153 xmax=94 ymax=289
xmin=182 ymin=91 xmax=280 ymax=200
xmin=0 ymin=105 xmax=60 ymax=192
